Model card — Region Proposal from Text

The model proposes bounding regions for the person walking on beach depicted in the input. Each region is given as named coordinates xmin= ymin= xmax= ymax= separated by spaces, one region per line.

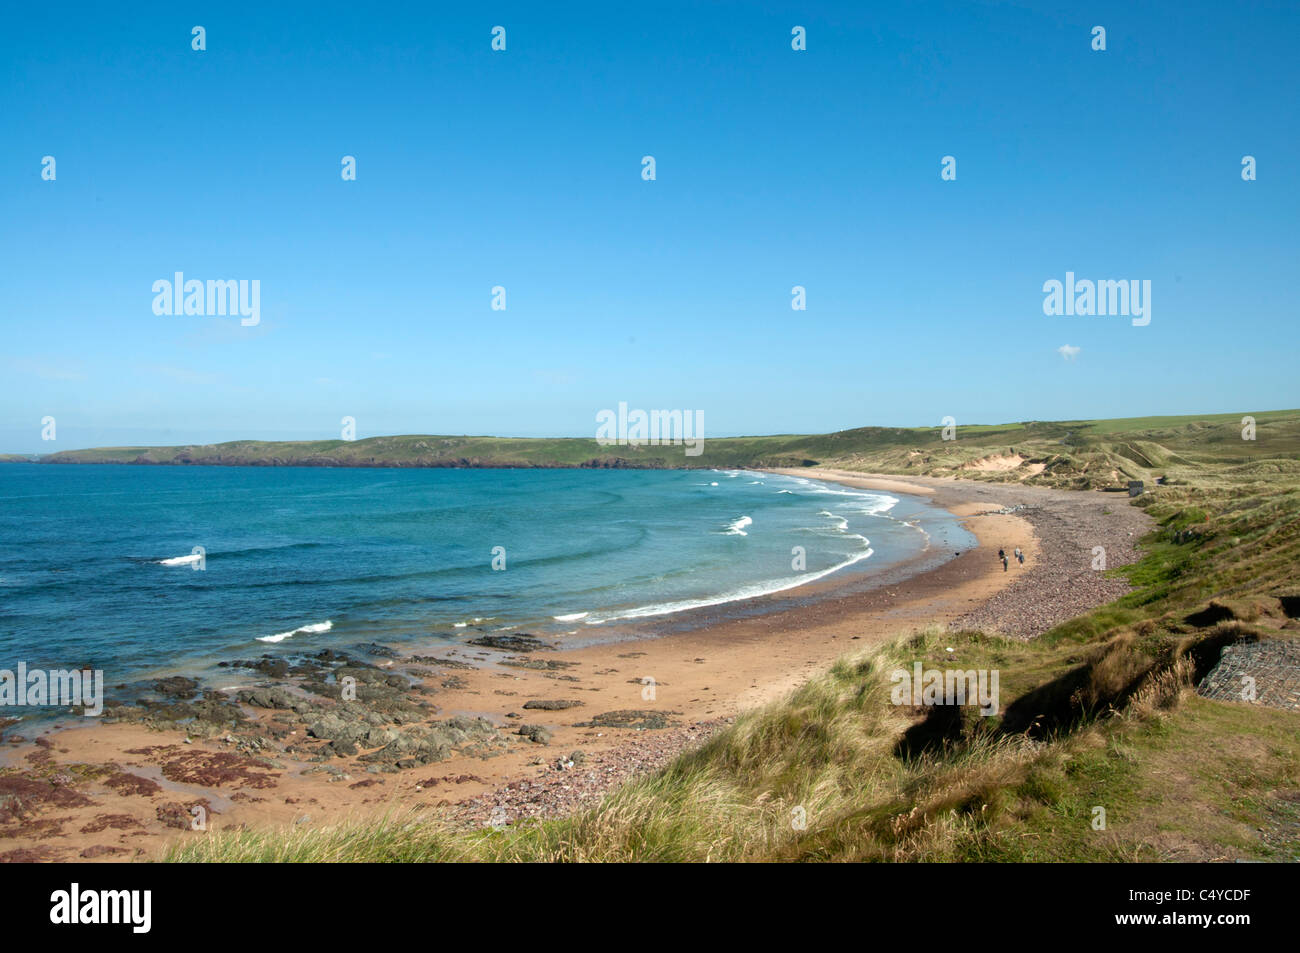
xmin=1015 ymin=547 xmax=1024 ymax=565
xmin=1001 ymin=553 xmax=1009 ymax=572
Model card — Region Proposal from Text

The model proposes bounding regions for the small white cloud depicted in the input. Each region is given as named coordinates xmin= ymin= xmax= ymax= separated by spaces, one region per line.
xmin=1057 ymin=344 xmax=1081 ymax=361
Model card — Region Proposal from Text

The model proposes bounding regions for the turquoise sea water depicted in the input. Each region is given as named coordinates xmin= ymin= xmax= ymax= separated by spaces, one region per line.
xmin=0 ymin=465 xmax=973 ymax=690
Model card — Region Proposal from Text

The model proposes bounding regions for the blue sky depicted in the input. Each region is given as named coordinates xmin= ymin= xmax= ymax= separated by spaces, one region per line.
xmin=3 ymin=1 xmax=1297 ymax=452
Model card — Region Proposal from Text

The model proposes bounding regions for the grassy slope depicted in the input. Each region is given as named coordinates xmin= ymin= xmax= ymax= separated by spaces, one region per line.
xmin=163 ymin=412 xmax=1300 ymax=861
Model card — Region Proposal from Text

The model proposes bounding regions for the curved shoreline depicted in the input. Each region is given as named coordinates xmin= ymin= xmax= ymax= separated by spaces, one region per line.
xmin=0 ymin=471 xmax=1153 ymax=861
xmin=533 ymin=472 xmax=973 ymax=650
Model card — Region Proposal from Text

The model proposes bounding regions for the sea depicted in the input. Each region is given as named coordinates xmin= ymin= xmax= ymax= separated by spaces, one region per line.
xmin=0 ymin=465 xmax=974 ymax=692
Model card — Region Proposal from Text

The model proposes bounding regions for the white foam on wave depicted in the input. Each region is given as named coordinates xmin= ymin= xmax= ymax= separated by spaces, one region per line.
xmin=258 ymin=620 xmax=332 ymax=644
xmin=157 ymin=554 xmax=202 ymax=566
xmin=583 ymin=541 xmax=874 ymax=626
xmin=724 ymin=515 xmax=753 ymax=536
xmin=812 ymin=509 xmax=849 ymax=531
xmin=553 ymin=612 xmax=589 ymax=622
xmin=781 ymin=476 xmax=899 ymax=516
xmin=575 ymin=472 xmax=918 ymax=630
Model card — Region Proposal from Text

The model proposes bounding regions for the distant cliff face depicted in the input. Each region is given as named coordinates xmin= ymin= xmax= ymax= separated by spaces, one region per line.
xmin=33 ymin=437 xmax=721 ymax=470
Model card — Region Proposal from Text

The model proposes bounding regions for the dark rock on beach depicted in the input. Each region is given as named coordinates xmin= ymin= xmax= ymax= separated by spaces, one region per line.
xmin=468 ymin=633 xmax=555 ymax=653
xmin=516 ymin=724 xmax=553 ymax=745
xmin=410 ymin=655 xmax=475 ymax=670
xmin=356 ymin=641 xmax=402 ymax=659
xmin=359 ymin=716 xmax=504 ymax=770
xmin=225 ymin=656 xmax=291 ymax=679
xmin=105 ymin=691 xmax=248 ymax=737
xmin=153 ymin=676 xmax=199 ymax=698
xmin=238 ymin=687 xmax=300 ymax=711
xmin=574 ymin=710 xmax=676 ymax=731
xmin=522 ymin=699 xmax=583 ymax=710
xmin=500 ymin=658 xmax=576 ymax=671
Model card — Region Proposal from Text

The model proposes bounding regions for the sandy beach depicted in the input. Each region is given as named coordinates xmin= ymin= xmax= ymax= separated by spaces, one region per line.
xmin=0 ymin=470 xmax=1152 ymax=862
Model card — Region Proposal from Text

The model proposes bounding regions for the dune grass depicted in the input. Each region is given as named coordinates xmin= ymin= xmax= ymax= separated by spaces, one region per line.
xmin=168 ymin=614 xmax=1299 ymax=863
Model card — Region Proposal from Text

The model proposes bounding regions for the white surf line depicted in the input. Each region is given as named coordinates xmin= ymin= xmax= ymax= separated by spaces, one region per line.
xmin=258 ymin=620 xmax=333 ymax=643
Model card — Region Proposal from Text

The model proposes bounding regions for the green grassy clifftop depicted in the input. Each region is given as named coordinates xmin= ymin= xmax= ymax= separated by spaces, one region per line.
xmin=29 ymin=409 xmax=1300 ymax=493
